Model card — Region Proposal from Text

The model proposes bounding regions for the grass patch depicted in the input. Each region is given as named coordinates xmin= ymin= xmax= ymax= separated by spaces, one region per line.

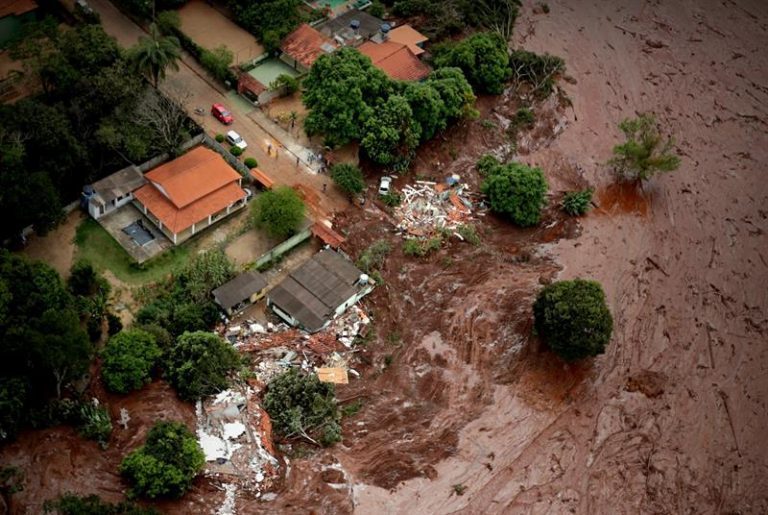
xmin=74 ymin=218 xmax=191 ymax=285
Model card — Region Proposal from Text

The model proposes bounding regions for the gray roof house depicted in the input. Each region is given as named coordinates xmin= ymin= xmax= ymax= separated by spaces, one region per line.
xmin=267 ymin=249 xmax=374 ymax=332
xmin=84 ymin=165 xmax=147 ymax=220
xmin=213 ymin=271 xmax=269 ymax=315
xmin=316 ymin=9 xmax=384 ymax=47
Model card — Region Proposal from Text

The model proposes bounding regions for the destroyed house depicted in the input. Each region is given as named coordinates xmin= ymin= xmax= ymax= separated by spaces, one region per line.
xmin=267 ymin=249 xmax=373 ymax=332
xmin=212 ymin=271 xmax=268 ymax=315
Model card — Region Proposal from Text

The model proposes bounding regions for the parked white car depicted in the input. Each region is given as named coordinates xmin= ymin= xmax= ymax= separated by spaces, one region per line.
xmin=226 ymin=130 xmax=247 ymax=150
xmin=378 ymin=176 xmax=393 ymax=195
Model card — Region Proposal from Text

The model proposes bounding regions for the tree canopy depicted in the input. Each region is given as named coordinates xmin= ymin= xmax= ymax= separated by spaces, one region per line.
xmin=228 ymin=0 xmax=305 ymax=53
xmin=164 ymin=331 xmax=240 ymax=402
xmin=533 ymin=279 xmax=613 ymax=361
xmin=303 ymin=47 xmax=392 ymax=147
xmin=120 ymin=421 xmax=204 ymax=499
xmin=330 ymin=163 xmax=366 ymax=197
xmin=433 ymin=32 xmax=511 ymax=95
xmin=251 ymin=187 xmax=305 ymax=240
xmin=609 ymin=113 xmax=681 ymax=182
xmin=361 ymin=95 xmax=421 ymax=169
xmin=264 ymin=369 xmax=341 ymax=446
xmin=481 ymin=162 xmax=548 ymax=226
xmin=101 ymin=330 xmax=162 ymax=394
xmin=127 ymin=23 xmax=181 ymax=87
xmin=392 ymin=0 xmax=521 ymax=41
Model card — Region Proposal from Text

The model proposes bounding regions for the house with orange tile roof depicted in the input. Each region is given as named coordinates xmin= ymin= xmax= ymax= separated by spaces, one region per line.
xmin=133 ymin=146 xmax=248 ymax=245
xmin=280 ymin=23 xmax=337 ymax=73
xmin=358 ymin=40 xmax=430 ymax=82
xmin=387 ymin=25 xmax=428 ymax=56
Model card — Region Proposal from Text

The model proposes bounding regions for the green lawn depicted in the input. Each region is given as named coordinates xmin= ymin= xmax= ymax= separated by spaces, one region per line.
xmin=74 ymin=218 xmax=191 ymax=285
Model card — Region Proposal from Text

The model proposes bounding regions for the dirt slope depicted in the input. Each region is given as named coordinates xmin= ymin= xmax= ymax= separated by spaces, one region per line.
xmin=345 ymin=1 xmax=768 ymax=513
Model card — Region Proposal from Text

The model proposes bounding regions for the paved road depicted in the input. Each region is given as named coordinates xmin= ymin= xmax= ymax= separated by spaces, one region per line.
xmin=88 ymin=0 xmax=347 ymax=220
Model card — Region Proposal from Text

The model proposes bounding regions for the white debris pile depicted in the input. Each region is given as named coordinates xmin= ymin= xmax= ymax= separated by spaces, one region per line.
xmin=394 ymin=180 xmax=478 ymax=237
xmin=215 ymin=483 xmax=237 ymax=515
xmin=328 ymin=304 xmax=371 ymax=348
xmin=196 ymin=387 xmax=280 ymax=495
xmin=219 ymin=320 xmax=291 ymax=348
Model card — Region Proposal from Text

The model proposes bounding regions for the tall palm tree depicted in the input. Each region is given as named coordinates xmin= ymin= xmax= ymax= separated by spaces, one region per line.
xmin=128 ymin=23 xmax=181 ymax=88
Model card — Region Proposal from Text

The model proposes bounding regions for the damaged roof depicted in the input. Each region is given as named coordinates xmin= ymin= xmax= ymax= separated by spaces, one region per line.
xmin=213 ymin=271 xmax=268 ymax=311
xmin=268 ymin=249 xmax=364 ymax=332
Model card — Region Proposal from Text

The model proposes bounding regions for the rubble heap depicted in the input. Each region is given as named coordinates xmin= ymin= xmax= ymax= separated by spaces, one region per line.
xmin=394 ymin=180 xmax=479 ymax=237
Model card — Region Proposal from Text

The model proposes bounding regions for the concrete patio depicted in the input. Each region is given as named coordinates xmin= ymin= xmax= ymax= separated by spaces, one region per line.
xmin=97 ymin=203 xmax=173 ymax=263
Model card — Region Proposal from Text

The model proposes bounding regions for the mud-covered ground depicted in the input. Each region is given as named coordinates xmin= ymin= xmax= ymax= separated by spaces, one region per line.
xmin=2 ymin=0 xmax=767 ymax=513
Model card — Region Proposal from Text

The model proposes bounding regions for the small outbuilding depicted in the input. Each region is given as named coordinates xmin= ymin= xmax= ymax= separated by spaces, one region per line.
xmin=267 ymin=249 xmax=373 ymax=332
xmin=212 ymin=271 xmax=269 ymax=315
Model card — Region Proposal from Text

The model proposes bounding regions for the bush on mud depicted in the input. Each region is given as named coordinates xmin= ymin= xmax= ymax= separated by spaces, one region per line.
xmin=264 ymin=369 xmax=341 ymax=446
xmin=251 ymin=186 xmax=305 ymax=240
xmin=533 ymin=279 xmax=613 ymax=361
xmin=243 ymin=157 xmax=258 ymax=169
xmin=44 ymin=493 xmax=159 ymax=514
xmin=561 ymin=189 xmax=593 ymax=216
xmin=403 ymin=237 xmax=443 ymax=257
xmin=164 ymin=331 xmax=240 ymax=402
xmin=101 ymin=329 xmax=162 ymax=394
xmin=432 ymin=32 xmax=511 ymax=95
xmin=481 ymin=162 xmax=548 ymax=227
xmin=330 ymin=163 xmax=366 ymax=197
xmin=609 ymin=113 xmax=681 ymax=182
xmin=509 ymin=49 xmax=565 ymax=98
xmin=355 ymin=240 xmax=391 ymax=274
xmin=120 ymin=421 xmax=204 ymax=499
xmin=476 ymin=154 xmax=501 ymax=176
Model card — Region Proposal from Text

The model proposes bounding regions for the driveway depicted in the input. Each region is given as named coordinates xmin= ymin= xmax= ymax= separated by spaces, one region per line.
xmin=88 ymin=0 xmax=349 ymax=221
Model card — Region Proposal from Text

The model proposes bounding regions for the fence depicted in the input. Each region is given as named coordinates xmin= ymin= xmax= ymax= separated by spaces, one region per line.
xmin=253 ymin=224 xmax=313 ymax=269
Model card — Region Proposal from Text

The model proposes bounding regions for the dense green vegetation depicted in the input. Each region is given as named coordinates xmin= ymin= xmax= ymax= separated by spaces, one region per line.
xmin=561 ymin=189 xmax=594 ymax=216
xmin=481 ymin=161 xmax=548 ymax=227
xmin=1 ymin=23 xmax=193 ymax=242
xmin=251 ymin=186 xmax=306 ymax=239
xmin=136 ymin=249 xmax=234 ymax=337
xmin=303 ymin=47 xmax=475 ymax=168
xmin=609 ymin=113 xmax=681 ymax=182
xmin=432 ymin=32 xmax=510 ymax=94
xmin=44 ymin=493 xmax=158 ymax=514
xmin=164 ymin=331 xmax=240 ymax=402
xmin=330 ymin=163 xmax=366 ymax=197
xmin=101 ymin=329 xmax=162 ymax=394
xmin=120 ymin=421 xmax=204 ymax=499
xmin=508 ymin=49 xmax=565 ymax=98
xmin=533 ymin=279 xmax=613 ymax=361
xmin=127 ymin=23 xmax=181 ymax=87
xmin=389 ymin=0 xmax=521 ymax=41
xmin=228 ymin=0 xmax=306 ymax=53
xmin=264 ymin=369 xmax=341 ymax=446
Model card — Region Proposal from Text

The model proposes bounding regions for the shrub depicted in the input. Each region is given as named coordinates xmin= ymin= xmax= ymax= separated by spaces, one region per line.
xmin=199 ymin=45 xmax=234 ymax=84
xmin=164 ymin=331 xmax=239 ymax=402
xmin=243 ymin=157 xmax=258 ymax=169
xmin=561 ymin=189 xmax=593 ymax=216
xmin=355 ymin=240 xmax=391 ymax=273
xmin=106 ymin=312 xmax=123 ymax=336
xmin=101 ymin=329 xmax=161 ymax=394
xmin=77 ymin=400 xmax=112 ymax=449
xmin=119 ymin=421 xmax=204 ymax=499
xmin=215 ymin=133 xmax=225 ymax=143
xmin=68 ymin=261 xmax=103 ymax=296
xmin=251 ymin=186 xmax=305 ymax=239
xmin=380 ymin=191 xmax=401 ymax=207
xmin=533 ymin=279 xmax=613 ymax=361
xmin=155 ymin=10 xmax=180 ymax=35
xmin=476 ymin=154 xmax=501 ymax=176
xmin=509 ymin=49 xmax=565 ymax=98
xmin=403 ymin=237 xmax=442 ymax=257
xmin=481 ymin=162 xmax=548 ymax=226
xmin=368 ymin=0 xmax=385 ymax=18
xmin=514 ymin=107 xmax=535 ymax=128
xmin=609 ymin=113 xmax=680 ymax=182
xmin=264 ymin=369 xmax=341 ymax=446
xmin=330 ymin=163 xmax=365 ymax=197
xmin=43 ymin=493 xmax=159 ymax=514
xmin=269 ymin=73 xmax=299 ymax=95
xmin=457 ymin=224 xmax=481 ymax=244
xmin=229 ymin=146 xmax=243 ymax=157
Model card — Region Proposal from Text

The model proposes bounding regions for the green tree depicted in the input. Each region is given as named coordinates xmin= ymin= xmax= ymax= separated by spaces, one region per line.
xmin=164 ymin=331 xmax=239 ymax=402
xmin=101 ymin=330 xmax=162 ymax=394
xmin=303 ymin=47 xmax=392 ymax=147
xmin=128 ymin=23 xmax=181 ymax=87
xmin=433 ymin=32 xmax=510 ymax=94
xmin=269 ymin=73 xmax=299 ymax=95
xmin=361 ymin=95 xmax=421 ymax=168
xmin=0 ymin=378 xmax=27 ymax=441
xmin=508 ymin=49 xmax=565 ymax=97
xmin=200 ymin=45 xmax=233 ymax=83
xmin=481 ymin=162 xmax=548 ymax=226
xmin=609 ymin=113 xmax=681 ymax=182
xmin=119 ymin=421 xmax=204 ymax=499
xmin=155 ymin=10 xmax=181 ymax=35
xmin=476 ymin=154 xmax=501 ymax=176
xmin=44 ymin=493 xmax=159 ymax=514
xmin=425 ymin=67 xmax=478 ymax=120
xmin=402 ymin=81 xmax=446 ymax=142
xmin=533 ymin=279 xmax=613 ymax=361
xmin=228 ymin=0 xmax=305 ymax=53
xmin=264 ymin=369 xmax=341 ymax=446
xmin=251 ymin=186 xmax=305 ymax=240
xmin=330 ymin=163 xmax=365 ymax=197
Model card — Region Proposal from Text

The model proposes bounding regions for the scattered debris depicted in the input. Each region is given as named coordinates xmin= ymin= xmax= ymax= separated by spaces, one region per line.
xmin=393 ymin=178 xmax=482 ymax=238
xmin=118 ymin=408 xmax=130 ymax=430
